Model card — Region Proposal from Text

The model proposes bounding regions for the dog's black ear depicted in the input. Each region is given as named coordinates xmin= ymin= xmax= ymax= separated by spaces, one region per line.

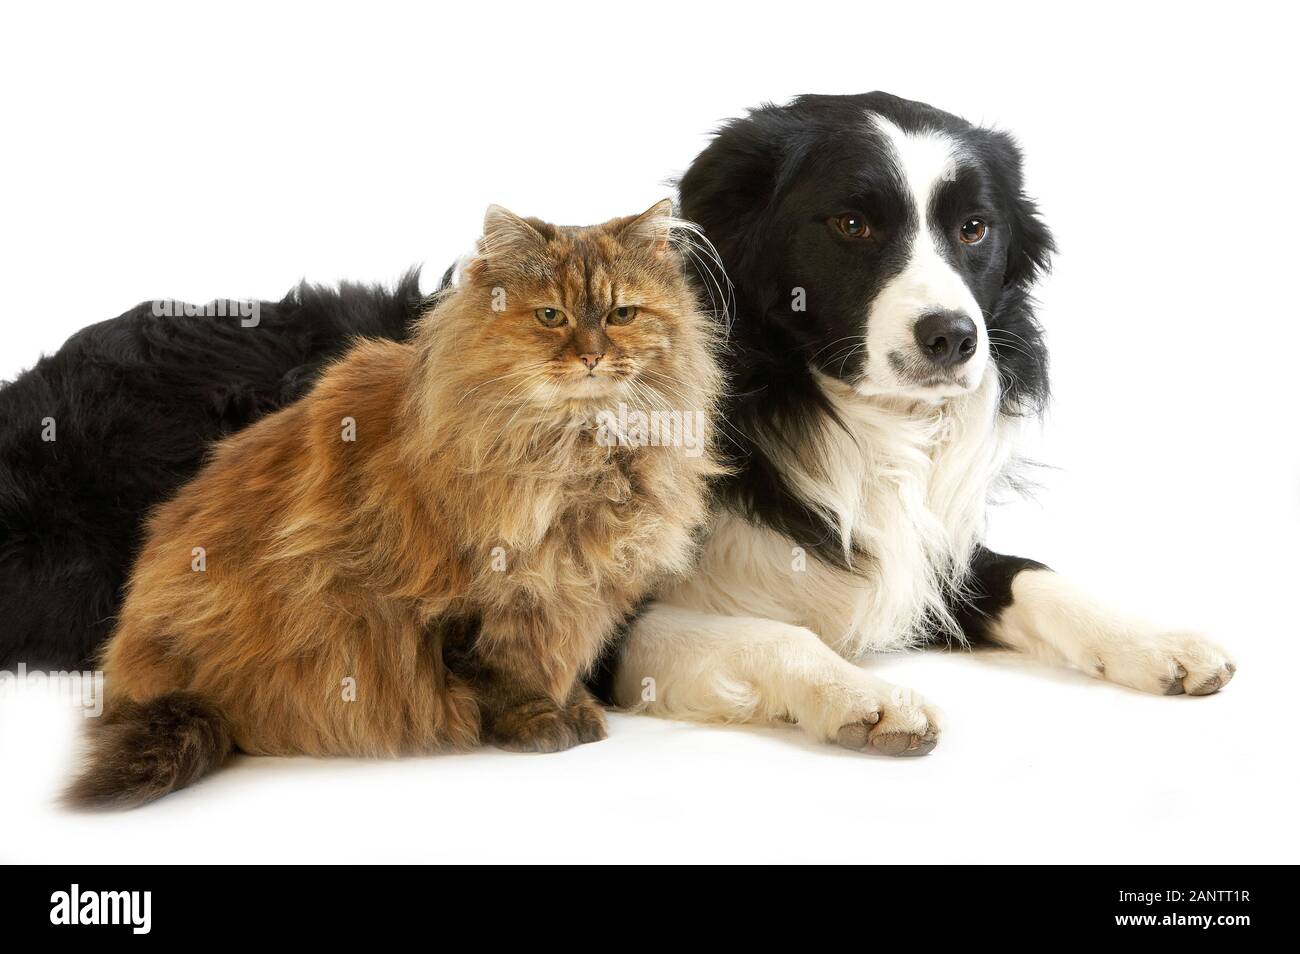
xmin=977 ymin=129 xmax=1055 ymax=416
xmin=978 ymin=129 xmax=1056 ymax=290
xmin=677 ymin=107 xmax=793 ymax=299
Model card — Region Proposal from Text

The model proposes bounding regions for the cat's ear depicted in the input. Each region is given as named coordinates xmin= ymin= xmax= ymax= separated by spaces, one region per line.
xmin=617 ymin=198 xmax=675 ymax=257
xmin=480 ymin=204 xmax=546 ymax=257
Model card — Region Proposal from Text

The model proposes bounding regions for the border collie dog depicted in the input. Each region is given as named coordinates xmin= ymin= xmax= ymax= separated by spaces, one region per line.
xmin=0 ymin=277 xmax=422 ymax=669
xmin=605 ymin=92 xmax=1236 ymax=755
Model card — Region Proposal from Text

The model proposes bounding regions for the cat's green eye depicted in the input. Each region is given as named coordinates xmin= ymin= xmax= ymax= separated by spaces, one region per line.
xmin=607 ymin=306 xmax=638 ymax=326
xmin=535 ymin=307 xmax=567 ymax=328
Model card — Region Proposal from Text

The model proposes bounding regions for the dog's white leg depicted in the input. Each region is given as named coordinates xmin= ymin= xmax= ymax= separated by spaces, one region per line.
xmin=611 ymin=604 xmax=942 ymax=755
xmin=987 ymin=567 xmax=1236 ymax=695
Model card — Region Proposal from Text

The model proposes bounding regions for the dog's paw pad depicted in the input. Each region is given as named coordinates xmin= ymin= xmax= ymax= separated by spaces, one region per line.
xmin=869 ymin=728 xmax=938 ymax=756
xmin=835 ymin=720 xmax=875 ymax=749
xmin=1188 ymin=661 xmax=1236 ymax=696
xmin=1096 ymin=632 xmax=1235 ymax=698
xmin=834 ymin=700 xmax=940 ymax=757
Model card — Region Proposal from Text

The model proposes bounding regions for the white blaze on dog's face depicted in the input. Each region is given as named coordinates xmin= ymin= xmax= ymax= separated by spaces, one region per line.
xmin=855 ymin=114 xmax=989 ymax=401
xmin=678 ymin=92 xmax=1054 ymax=418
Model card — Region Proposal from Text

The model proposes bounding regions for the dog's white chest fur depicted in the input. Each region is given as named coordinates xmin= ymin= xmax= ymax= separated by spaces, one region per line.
xmin=660 ymin=370 xmax=1013 ymax=656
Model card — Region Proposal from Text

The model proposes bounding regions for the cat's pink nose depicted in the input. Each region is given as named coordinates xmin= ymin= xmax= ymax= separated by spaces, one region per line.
xmin=579 ymin=353 xmax=603 ymax=370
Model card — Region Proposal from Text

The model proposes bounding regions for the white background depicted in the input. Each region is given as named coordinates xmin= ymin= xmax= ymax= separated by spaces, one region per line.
xmin=1 ymin=0 xmax=1297 ymax=863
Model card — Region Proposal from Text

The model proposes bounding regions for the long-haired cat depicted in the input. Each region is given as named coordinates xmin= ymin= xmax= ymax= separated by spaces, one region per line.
xmin=67 ymin=200 xmax=724 ymax=807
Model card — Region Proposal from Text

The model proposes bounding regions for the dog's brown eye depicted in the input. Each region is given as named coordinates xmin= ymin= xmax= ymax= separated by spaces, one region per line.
xmin=535 ymin=307 xmax=567 ymax=327
xmin=959 ymin=219 xmax=987 ymax=245
xmin=607 ymin=306 xmax=638 ymax=326
xmin=834 ymin=213 xmax=870 ymax=238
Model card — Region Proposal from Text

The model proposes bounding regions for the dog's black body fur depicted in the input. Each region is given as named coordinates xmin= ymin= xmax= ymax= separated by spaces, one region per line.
xmin=0 ymin=274 xmax=424 ymax=669
xmin=676 ymin=92 xmax=1056 ymax=636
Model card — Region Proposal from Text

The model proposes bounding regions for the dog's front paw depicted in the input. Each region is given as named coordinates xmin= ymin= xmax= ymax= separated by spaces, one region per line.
xmin=1095 ymin=632 xmax=1236 ymax=697
xmin=814 ymin=680 xmax=942 ymax=757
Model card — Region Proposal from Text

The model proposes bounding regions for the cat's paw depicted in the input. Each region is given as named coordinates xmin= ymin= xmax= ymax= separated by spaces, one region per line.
xmin=564 ymin=694 xmax=609 ymax=745
xmin=1094 ymin=632 xmax=1236 ymax=697
xmin=489 ymin=698 xmax=607 ymax=753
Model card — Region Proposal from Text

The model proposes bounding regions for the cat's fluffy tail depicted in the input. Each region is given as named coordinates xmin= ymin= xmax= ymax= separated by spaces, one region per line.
xmin=65 ymin=692 xmax=232 ymax=809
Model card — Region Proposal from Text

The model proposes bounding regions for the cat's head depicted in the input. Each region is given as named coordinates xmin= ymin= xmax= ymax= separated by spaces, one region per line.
xmin=447 ymin=199 xmax=714 ymax=407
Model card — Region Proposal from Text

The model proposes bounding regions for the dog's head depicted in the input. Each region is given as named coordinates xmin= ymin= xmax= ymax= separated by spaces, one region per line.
xmin=680 ymin=92 xmax=1054 ymax=410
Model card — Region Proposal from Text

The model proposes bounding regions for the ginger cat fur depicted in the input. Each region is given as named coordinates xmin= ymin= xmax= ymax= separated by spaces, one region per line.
xmin=68 ymin=199 xmax=724 ymax=807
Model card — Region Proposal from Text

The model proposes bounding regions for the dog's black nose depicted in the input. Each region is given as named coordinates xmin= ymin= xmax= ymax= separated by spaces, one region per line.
xmin=913 ymin=311 xmax=977 ymax=368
